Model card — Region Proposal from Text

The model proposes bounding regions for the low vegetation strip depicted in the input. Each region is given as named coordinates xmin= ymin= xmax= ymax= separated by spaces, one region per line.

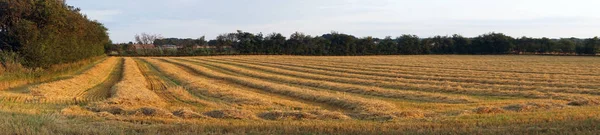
xmin=162 ymin=58 xmax=401 ymax=119
xmin=28 ymin=57 xmax=119 ymax=100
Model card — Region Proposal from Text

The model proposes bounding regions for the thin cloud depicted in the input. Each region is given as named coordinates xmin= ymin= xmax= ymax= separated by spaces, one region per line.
xmin=80 ymin=9 xmax=122 ymax=22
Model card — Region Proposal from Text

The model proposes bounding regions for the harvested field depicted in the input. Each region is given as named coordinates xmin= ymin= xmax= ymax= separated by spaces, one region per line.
xmin=1 ymin=55 xmax=600 ymax=134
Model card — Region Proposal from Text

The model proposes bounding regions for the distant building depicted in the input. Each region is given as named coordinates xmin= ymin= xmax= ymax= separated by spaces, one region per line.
xmin=160 ymin=44 xmax=178 ymax=50
xmin=128 ymin=44 xmax=156 ymax=51
xmin=195 ymin=45 xmax=217 ymax=49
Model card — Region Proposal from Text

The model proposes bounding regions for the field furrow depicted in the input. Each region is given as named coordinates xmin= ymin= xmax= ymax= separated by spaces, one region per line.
xmin=75 ymin=58 xmax=125 ymax=104
xmin=208 ymin=58 xmax=600 ymax=96
xmin=221 ymin=57 xmax=600 ymax=90
xmin=161 ymin=58 xmax=406 ymax=119
xmin=134 ymin=58 xmax=216 ymax=111
xmin=102 ymin=58 xmax=167 ymax=107
xmin=143 ymin=58 xmax=335 ymax=113
xmin=260 ymin=57 xmax=600 ymax=84
xmin=182 ymin=58 xmax=477 ymax=104
xmin=293 ymin=56 xmax=600 ymax=75
xmin=0 ymin=57 xmax=107 ymax=91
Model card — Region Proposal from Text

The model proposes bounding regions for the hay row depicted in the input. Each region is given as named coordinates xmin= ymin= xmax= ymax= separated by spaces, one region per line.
xmin=207 ymin=58 xmax=600 ymax=96
xmin=184 ymin=58 xmax=477 ymax=104
xmin=163 ymin=58 xmax=400 ymax=119
xmin=220 ymin=57 xmax=600 ymax=89
xmin=29 ymin=57 xmax=119 ymax=100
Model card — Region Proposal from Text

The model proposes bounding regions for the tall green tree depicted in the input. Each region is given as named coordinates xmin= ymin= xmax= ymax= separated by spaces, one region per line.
xmin=0 ymin=0 xmax=109 ymax=67
xmin=557 ymin=38 xmax=576 ymax=54
xmin=396 ymin=35 xmax=422 ymax=54
xmin=472 ymin=33 xmax=514 ymax=54
xmin=377 ymin=36 xmax=397 ymax=55
xmin=579 ymin=37 xmax=600 ymax=55
xmin=356 ymin=37 xmax=377 ymax=55
xmin=264 ymin=33 xmax=285 ymax=54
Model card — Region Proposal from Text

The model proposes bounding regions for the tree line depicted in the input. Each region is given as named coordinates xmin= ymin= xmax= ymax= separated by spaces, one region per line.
xmin=0 ymin=0 xmax=110 ymax=68
xmin=110 ymin=30 xmax=599 ymax=56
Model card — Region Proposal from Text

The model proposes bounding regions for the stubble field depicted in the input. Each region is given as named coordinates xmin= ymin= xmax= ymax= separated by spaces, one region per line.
xmin=1 ymin=55 xmax=600 ymax=134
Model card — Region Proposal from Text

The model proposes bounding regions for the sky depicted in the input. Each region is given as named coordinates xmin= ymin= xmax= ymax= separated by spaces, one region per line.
xmin=67 ymin=0 xmax=600 ymax=43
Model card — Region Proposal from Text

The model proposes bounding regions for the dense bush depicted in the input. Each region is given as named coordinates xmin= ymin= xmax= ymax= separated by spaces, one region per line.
xmin=0 ymin=0 xmax=109 ymax=68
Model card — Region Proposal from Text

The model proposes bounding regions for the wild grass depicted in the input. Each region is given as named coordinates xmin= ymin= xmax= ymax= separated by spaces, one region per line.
xmin=257 ymin=57 xmax=600 ymax=83
xmin=0 ymin=55 xmax=107 ymax=91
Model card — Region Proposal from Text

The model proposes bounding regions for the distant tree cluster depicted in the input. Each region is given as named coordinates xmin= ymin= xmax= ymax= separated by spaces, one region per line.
xmin=0 ymin=0 xmax=110 ymax=68
xmin=109 ymin=30 xmax=599 ymax=56
xmin=191 ymin=31 xmax=597 ymax=55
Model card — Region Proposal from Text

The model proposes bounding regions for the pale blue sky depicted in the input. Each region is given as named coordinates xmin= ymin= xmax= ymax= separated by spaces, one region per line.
xmin=67 ymin=0 xmax=600 ymax=43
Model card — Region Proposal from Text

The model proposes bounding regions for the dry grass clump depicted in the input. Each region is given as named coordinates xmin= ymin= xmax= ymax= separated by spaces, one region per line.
xmin=503 ymin=102 xmax=566 ymax=112
xmin=173 ymin=108 xmax=208 ymax=119
xmin=474 ymin=107 xmax=505 ymax=114
xmin=96 ymin=111 xmax=116 ymax=118
xmin=165 ymin=58 xmax=398 ymax=120
xmin=393 ymin=111 xmax=426 ymax=118
xmin=61 ymin=106 xmax=95 ymax=116
xmin=133 ymin=107 xmax=175 ymax=118
xmin=88 ymin=106 xmax=176 ymax=118
xmin=203 ymin=109 xmax=255 ymax=119
xmin=259 ymin=110 xmax=349 ymax=120
xmin=29 ymin=57 xmax=118 ymax=100
xmin=567 ymin=100 xmax=600 ymax=106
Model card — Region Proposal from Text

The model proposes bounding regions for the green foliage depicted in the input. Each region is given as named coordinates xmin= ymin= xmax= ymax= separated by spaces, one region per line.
xmin=396 ymin=35 xmax=422 ymax=54
xmin=263 ymin=33 xmax=286 ymax=54
xmin=579 ymin=37 xmax=600 ymax=55
xmin=0 ymin=0 xmax=109 ymax=68
xmin=472 ymin=33 xmax=514 ymax=54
